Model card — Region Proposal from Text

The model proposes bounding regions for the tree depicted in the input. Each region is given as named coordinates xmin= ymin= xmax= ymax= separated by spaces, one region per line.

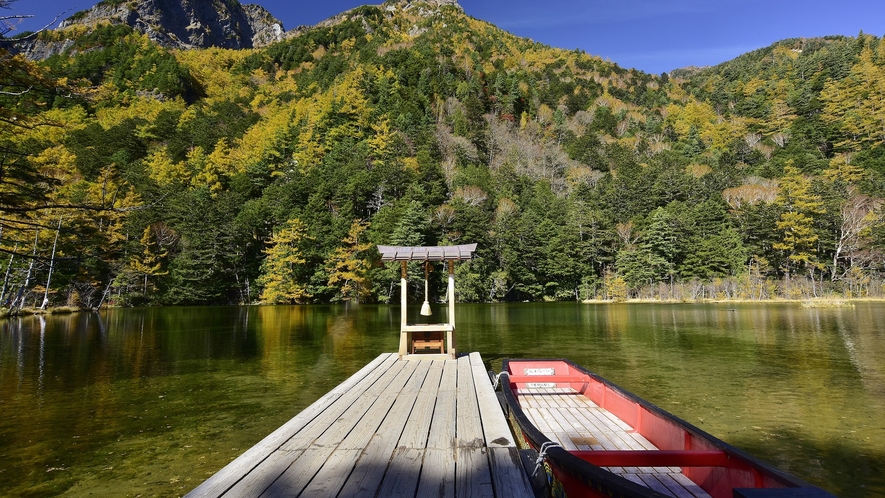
xmin=772 ymin=163 xmax=825 ymax=278
xmin=615 ymin=245 xmax=664 ymax=296
xmin=821 ymin=40 xmax=885 ymax=151
xmin=128 ymin=224 xmax=170 ymax=297
xmin=832 ymin=191 xmax=883 ymax=280
xmin=257 ymin=218 xmax=312 ymax=304
xmin=0 ymin=0 xmax=65 ymax=41
xmin=326 ymin=220 xmax=373 ymax=302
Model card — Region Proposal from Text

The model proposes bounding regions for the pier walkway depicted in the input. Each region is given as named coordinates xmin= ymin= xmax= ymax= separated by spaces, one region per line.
xmin=187 ymin=352 xmax=534 ymax=497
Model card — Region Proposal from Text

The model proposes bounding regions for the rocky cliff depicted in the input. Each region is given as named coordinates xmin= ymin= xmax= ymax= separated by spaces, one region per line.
xmin=16 ymin=0 xmax=284 ymax=59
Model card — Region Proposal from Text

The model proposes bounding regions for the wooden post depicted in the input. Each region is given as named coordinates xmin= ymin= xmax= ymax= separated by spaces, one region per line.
xmin=447 ymin=260 xmax=456 ymax=358
xmin=399 ymin=261 xmax=408 ymax=357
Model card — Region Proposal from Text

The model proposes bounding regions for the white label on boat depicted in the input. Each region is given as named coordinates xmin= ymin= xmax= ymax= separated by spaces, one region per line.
xmin=526 ymin=382 xmax=557 ymax=388
xmin=523 ymin=368 xmax=555 ymax=376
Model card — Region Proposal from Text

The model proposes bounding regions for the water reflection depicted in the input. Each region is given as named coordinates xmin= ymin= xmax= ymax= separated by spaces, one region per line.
xmin=0 ymin=304 xmax=883 ymax=496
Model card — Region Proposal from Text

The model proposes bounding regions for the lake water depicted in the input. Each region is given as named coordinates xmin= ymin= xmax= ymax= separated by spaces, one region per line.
xmin=1 ymin=303 xmax=883 ymax=497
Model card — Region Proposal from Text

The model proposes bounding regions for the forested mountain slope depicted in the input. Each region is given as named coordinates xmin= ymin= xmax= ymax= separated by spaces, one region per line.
xmin=1 ymin=0 xmax=884 ymax=308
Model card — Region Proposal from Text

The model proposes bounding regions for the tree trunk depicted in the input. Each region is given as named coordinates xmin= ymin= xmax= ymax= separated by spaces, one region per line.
xmin=41 ymin=216 xmax=62 ymax=310
xmin=12 ymin=230 xmax=39 ymax=310
xmin=0 ymin=243 xmax=16 ymax=306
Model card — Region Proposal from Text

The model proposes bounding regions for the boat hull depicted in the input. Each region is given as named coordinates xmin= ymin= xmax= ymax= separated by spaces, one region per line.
xmin=499 ymin=359 xmax=833 ymax=498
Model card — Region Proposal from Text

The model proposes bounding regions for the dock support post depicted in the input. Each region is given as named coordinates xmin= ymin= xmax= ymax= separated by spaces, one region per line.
xmin=447 ymin=260 xmax=455 ymax=358
xmin=399 ymin=261 xmax=408 ymax=357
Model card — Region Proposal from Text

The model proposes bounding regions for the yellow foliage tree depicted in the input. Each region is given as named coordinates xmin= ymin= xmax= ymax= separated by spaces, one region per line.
xmin=821 ymin=40 xmax=885 ymax=150
xmin=326 ymin=220 xmax=373 ymax=302
xmin=129 ymin=225 xmax=169 ymax=295
xmin=147 ymin=149 xmax=190 ymax=187
xmin=773 ymin=163 xmax=825 ymax=277
xmin=257 ymin=218 xmax=312 ymax=304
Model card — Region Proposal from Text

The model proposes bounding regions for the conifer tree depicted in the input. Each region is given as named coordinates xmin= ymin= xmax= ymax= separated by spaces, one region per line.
xmin=326 ymin=220 xmax=373 ymax=302
xmin=257 ymin=218 xmax=312 ymax=304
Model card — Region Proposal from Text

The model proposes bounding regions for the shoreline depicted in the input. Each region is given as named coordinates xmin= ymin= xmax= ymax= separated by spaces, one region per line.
xmin=581 ymin=297 xmax=878 ymax=306
xmin=2 ymin=297 xmax=880 ymax=318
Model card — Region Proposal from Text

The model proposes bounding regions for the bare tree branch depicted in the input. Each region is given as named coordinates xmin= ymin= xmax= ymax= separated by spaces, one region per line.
xmin=0 ymin=5 xmax=68 ymax=43
xmin=0 ymin=85 xmax=31 ymax=96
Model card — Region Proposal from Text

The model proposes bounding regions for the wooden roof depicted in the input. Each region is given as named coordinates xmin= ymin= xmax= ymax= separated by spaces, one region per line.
xmin=377 ymin=244 xmax=477 ymax=261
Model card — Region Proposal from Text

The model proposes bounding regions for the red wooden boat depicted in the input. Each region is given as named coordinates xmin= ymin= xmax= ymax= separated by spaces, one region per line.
xmin=498 ymin=359 xmax=835 ymax=498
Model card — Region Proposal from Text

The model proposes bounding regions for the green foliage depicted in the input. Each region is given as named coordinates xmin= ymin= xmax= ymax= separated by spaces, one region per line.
xmin=6 ymin=6 xmax=885 ymax=307
xmin=44 ymin=25 xmax=200 ymax=100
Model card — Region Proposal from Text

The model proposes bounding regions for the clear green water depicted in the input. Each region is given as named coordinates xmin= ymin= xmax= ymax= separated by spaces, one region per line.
xmin=1 ymin=303 xmax=883 ymax=497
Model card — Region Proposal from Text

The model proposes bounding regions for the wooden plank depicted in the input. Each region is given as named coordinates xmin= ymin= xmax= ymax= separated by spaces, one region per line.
xmin=397 ymin=360 xmax=444 ymax=448
xmin=656 ymin=473 xmax=703 ymax=498
xmin=669 ymin=472 xmax=713 ymax=498
xmin=203 ymin=449 xmax=295 ymax=498
xmin=367 ymin=361 xmax=445 ymax=497
xmin=335 ymin=360 xmax=434 ymax=497
xmin=468 ymin=352 xmax=514 ymax=448
xmin=335 ymin=447 xmax=398 ymax=498
xmin=635 ymin=474 xmax=679 ymax=497
xmin=456 ymin=446 xmax=493 ymax=497
xmin=456 ymin=356 xmax=494 ymax=497
xmin=244 ymin=360 xmax=411 ymax=496
xmin=426 ymin=360 xmax=457 ymax=449
xmin=280 ymin=359 xmax=409 ymax=452
xmin=416 ymin=448 xmax=456 ymax=498
xmin=299 ymin=360 xmax=425 ymax=496
xmin=297 ymin=449 xmax=362 ymax=498
xmin=456 ymin=356 xmax=484 ymax=446
xmin=489 ymin=446 xmax=534 ymax=498
xmin=333 ymin=360 xmax=422 ymax=450
xmin=341 ymin=361 xmax=446 ymax=497
xmin=186 ymin=353 xmax=396 ymax=498
xmin=340 ymin=374 xmax=430 ymax=497
xmin=256 ymin=447 xmax=332 ymax=497
xmin=374 ymin=447 xmax=424 ymax=498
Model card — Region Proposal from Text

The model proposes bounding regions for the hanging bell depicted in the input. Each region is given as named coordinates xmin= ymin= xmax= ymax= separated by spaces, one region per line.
xmin=420 ymin=260 xmax=432 ymax=316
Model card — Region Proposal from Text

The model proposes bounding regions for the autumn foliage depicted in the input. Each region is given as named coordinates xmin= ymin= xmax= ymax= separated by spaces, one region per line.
xmin=2 ymin=2 xmax=885 ymax=308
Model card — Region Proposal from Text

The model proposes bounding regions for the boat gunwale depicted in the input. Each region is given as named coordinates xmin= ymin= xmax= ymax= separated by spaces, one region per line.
xmin=499 ymin=358 xmax=818 ymax=497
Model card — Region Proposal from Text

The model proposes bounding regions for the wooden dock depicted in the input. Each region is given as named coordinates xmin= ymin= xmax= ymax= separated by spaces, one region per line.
xmin=186 ymin=352 xmax=534 ymax=498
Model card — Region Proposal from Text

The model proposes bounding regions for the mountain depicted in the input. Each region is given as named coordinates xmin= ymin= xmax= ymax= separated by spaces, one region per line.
xmin=2 ymin=0 xmax=885 ymax=310
xmin=15 ymin=0 xmax=284 ymax=59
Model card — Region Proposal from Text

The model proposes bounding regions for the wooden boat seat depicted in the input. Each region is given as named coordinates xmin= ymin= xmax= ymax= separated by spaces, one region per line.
xmin=571 ymin=450 xmax=731 ymax=468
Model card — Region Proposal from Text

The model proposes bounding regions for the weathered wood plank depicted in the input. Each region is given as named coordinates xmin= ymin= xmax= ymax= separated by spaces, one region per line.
xmin=468 ymin=352 xmax=514 ymax=448
xmin=280 ymin=358 xmax=409 ymax=452
xmin=456 ymin=355 xmax=485 ymax=447
xmin=455 ymin=356 xmax=494 ymax=497
xmin=635 ymin=473 xmax=679 ymax=497
xmin=295 ymin=360 xmax=423 ymax=496
xmin=656 ymin=473 xmax=705 ymax=498
xmin=193 ymin=352 xmax=531 ymax=498
xmin=185 ymin=353 xmax=396 ymax=498
xmin=397 ymin=360 xmax=444 ymax=449
xmin=335 ymin=360 xmax=423 ymax=450
xmin=240 ymin=359 xmax=411 ymax=497
xmin=456 ymin=446 xmax=493 ymax=498
xmin=669 ymin=472 xmax=713 ymax=498
xmin=256 ymin=447 xmax=332 ymax=497
xmin=488 ymin=446 xmax=534 ymax=498
xmin=297 ymin=449 xmax=362 ymax=498
xmin=426 ymin=360 xmax=457 ymax=449
xmin=416 ymin=448 xmax=456 ymax=498
xmin=373 ymin=447 xmax=424 ymax=498
xmin=340 ymin=361 xmax=444 ymax=497
xmin=205 ymin=450 xmax=296 ymax=498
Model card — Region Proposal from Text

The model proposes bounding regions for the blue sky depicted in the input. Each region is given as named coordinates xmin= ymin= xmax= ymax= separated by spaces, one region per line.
xmin=6 ymin=0 xmax=885 ymax=74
